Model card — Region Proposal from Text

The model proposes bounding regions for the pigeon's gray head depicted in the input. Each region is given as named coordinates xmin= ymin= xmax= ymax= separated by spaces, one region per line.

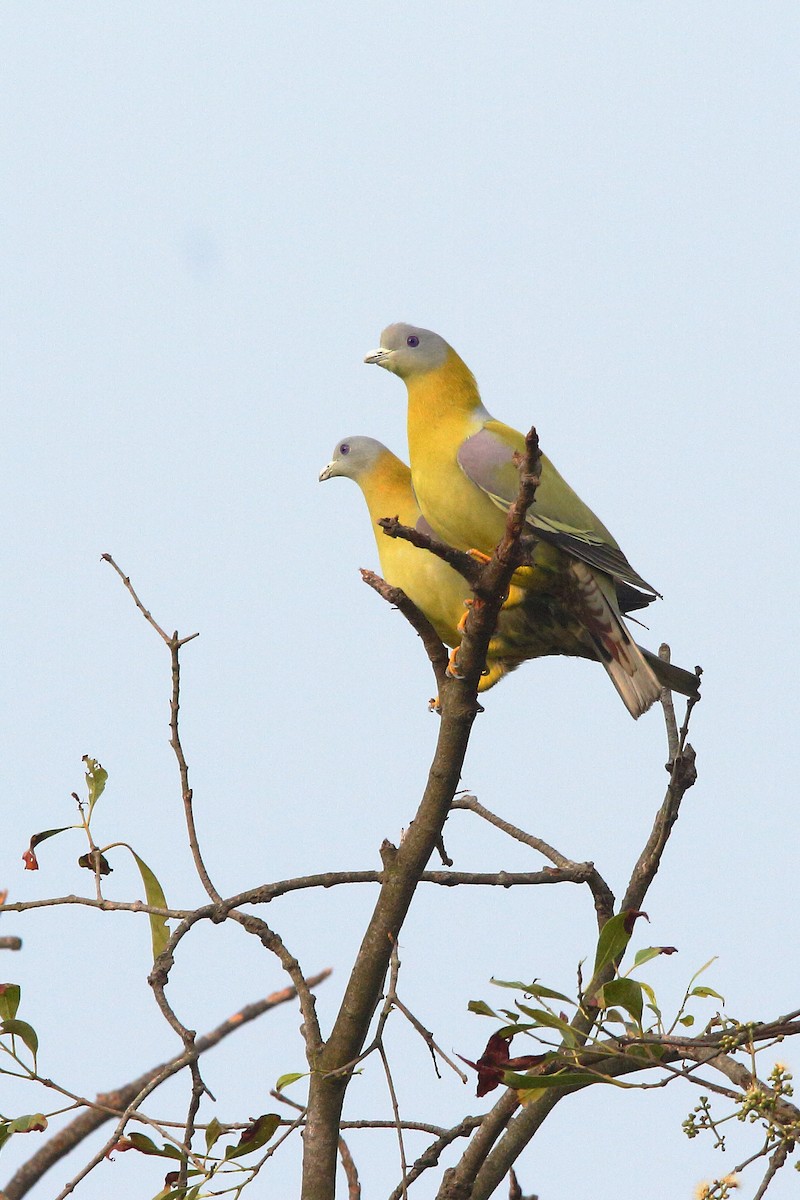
xmin=364 ymin=323 xmax=450 ymax=379
xmin=318 ymin=436 xmax=388 ymax=482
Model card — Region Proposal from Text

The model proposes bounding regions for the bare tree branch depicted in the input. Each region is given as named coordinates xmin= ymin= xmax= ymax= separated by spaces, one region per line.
xmin=376 ymin=517 xmax=484 ymax=586
xmin=442 ymin=696 xmax=701 ymax=1199
xmin=450 ymin=794 xmax=615 ymax=926
xmin=360 ymin=569 xmax=449 ymax=694
xmin=102 ymin=553 xmax=220 ymax=905
xmin=2 ymin=973 xmax=331 ymax=1200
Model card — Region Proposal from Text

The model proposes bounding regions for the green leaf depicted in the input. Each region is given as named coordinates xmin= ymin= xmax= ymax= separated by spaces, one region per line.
xmin=275 ymin=1072 xmax=306 ymax=1092
xmin=690 ymin=986 xmax=725 ymax=1002
xmin=599 ymin=978 xmax=644 ymax=1026
xmin=224 ymin=1113 xmax=280 ymax=1159
xmin=639 ymin=981 xmax=662 ymax=1026
xmin=633 ymin=946 xmax=671 ymax=968
xmin=593 ymin=912 xmax=643 ymax=977
xmin=522 ymin=983 xmax=573 ymax=1005
xmin=83 ymin=756 xmax=108 ymax=821
xmin=0 ymin=985 xmax=21 ymax=1022
xmin=467 ymin=1001 xmax=497 ymax=1018
xmin=490 ymin=978 xmax=572 ymax=1004
xmin=29 ymin=827 xmax=74 ymax=849
xmin=0 ymin=1112 xmax=47 ymax=1149
xmin=514 ymin=1006 xmax=576 ymax=1043
xmin=688 ymin=957 xmax=718 ymax=987
xmin=678 ymin=1014 xmax=695 ymax=1027
xmin=123 ymin=1132 xmax=181 ymax=1158
xmin=490 ymin=1025 xmax=522 ymax=1040
xmin=8 ymin=1113 xmax=47 ymax=1135
xmin=130 ymin=852 xmax=170 ymax=961
xmin=205 ymin=1116 xmax=223 ymax=1152
xmin=2 ymin=1019 xmax=39 ymax=1065
xmin=505 ymin=1069 xmax=604 ymax=1093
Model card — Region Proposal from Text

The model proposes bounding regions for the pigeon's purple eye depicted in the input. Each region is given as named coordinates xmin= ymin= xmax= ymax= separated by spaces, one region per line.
xmin=406 ymin=335 xmax=419 ymax=347
xmin=340 ymin=443 xmax=350 ymax=455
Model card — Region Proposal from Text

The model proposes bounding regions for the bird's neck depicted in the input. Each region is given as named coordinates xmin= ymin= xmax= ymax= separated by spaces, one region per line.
xmin=406 ymin=350 xmax=482 ymax=457
xmin=360 ymin=455 xmax=417 ymax=530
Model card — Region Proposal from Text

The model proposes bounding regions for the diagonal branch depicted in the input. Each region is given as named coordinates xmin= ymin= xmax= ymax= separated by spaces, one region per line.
xmin=3 ymin=972 xmax=330 ymax=1200
xmin=442 ymin=696 xmax=701 ymax=1199
xmin=300 ymin=431 xmax=542 ymax=1200
xmin=360 ymin=570 xmax=449 ymax=694
xmin=377 ymin=518 xmax=484 ymax=586
xmin=450 ymin=794 xmax=615 ymax=926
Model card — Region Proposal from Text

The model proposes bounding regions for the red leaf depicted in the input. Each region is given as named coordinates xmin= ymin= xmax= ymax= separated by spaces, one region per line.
xmin=77 ymin=851 xmax=112 ymax=876
xmin=107 ymin=1138 xmax=133 ymax=1157
xmin=623 ymin=910 xmax=649 ymax=934
xmin=458 ymin=1033 xmax=546 ymax=1097
xmin=22 ymin=850 xmax=38 ymax=871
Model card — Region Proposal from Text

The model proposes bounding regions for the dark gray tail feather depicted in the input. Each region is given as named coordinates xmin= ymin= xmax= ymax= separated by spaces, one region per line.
xmin=641 ymin=648 xmax=701 ymax=698
xmin=617 ymin=581 xmax=657 ymax=613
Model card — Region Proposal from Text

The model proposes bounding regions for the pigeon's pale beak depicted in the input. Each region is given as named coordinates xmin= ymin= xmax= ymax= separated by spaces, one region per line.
xmin=364 ymin=346 xmax=390 ymax=365
xmin=318 ymin=462 xmax=335 ymax=482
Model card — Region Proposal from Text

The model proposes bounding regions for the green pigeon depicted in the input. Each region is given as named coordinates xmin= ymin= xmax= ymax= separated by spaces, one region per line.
xmin=365 ymin=324 xmax=692 ymax=718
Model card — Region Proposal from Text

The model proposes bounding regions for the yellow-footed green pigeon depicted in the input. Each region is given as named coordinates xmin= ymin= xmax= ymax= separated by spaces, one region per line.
xmin=364 ymin=324 xmax=688 ymax=718
xmin=320 ymin=436 xmax=698 ymax=708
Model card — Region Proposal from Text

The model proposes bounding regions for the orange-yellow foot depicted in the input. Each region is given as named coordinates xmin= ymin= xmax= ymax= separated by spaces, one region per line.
xmin=466 ymin=551 xmax=532 ymax=607
xmin=456 ymin=596 xmax=485 ymax=634
xmin=446 ymin=645 xmax=465 ymax=679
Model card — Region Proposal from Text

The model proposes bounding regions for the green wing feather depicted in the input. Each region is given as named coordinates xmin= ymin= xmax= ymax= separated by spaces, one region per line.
xmin=458 ymin=420 xmax=660 ymax=598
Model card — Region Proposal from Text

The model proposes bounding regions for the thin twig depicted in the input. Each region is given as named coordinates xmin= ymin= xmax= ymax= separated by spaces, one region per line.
xmin=387 ymin=1117 xmax=484 ymax=1200
xmin=227 ymin=909 xmax=324 ymax=1056
xmin=337 ymin=1130 xmax=362 ymax=1200
xmin=451 ymin=794 xmax=615 ymax=926
xmin=658 ymin=644 xmax=680 ymax=763
xmin=752 ymin=1141 xmax=791 ymax=1200
xmin=446 ymin=688 xmax=702 ymax=1199
xmin=3 ymin=974 xmax=331 ymax=1200
xmin=379 ymin=1040 xmax=409 ymax=1198
xmin=361 ymin=570 xmax=449 ymax=694
xmin=377 ymin=517 xmax=484 ymax=586
xmin=102 ymin=553 xmax=220 ymax=904
xmin=392 ymin=995 xmax=469 ymax=1084
xmin=101 ymin=553 xmax=173 ymax=644
xmin=621 ymin=696 xmax=699 ymax=913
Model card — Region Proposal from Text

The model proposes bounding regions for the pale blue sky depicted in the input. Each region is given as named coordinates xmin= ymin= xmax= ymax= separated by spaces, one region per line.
xmin=1 ymin=4 xmax=798 ymax=1197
